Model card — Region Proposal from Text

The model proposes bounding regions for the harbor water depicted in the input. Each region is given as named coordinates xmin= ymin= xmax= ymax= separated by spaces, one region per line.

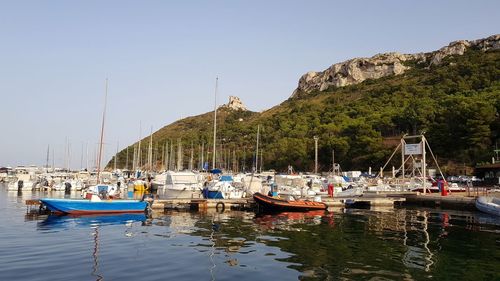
xmin=0 ymin=184 xmax=499 ymax=281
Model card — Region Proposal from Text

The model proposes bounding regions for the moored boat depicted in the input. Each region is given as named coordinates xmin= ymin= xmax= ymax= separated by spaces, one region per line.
xmin=253 ymin=192 xmax=327 ymax=212
xmin=40 ymin=197 xmax=148 ymax=215
xmin=203 ymin=175 xmax=244 ymax=199
xmin=162 ymin=171 xmax=202 ymax=199
xmin=475 ymin=196 xmax=500 ymax=216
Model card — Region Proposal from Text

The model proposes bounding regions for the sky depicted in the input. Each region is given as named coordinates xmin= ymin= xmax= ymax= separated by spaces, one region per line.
xmin=0 ymin=0 xmax=498 ymax=169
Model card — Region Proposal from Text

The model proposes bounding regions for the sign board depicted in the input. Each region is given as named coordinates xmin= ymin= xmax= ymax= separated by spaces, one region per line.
xmin=404 ymin=143 xmax=422 ymax=155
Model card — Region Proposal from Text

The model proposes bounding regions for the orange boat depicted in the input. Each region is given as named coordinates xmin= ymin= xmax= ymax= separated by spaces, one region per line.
xmin=253 ymin=192 xmax=327 ymax=212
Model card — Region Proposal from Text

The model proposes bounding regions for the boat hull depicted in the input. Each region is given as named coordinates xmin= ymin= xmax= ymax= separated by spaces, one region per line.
xmin=202 ymin=189 xmax=244 ymax=199
xmin=163 ymin=188 xmax=201 ymax=199
xmin=203 ymin=190 xmax=224 ymax=199
xmin=40 ymin=198 xmax=147 ymax=215
xmin=253 ymin=192 xmax=327 ymax=212
xmin=475 ymin=196 xmax=500 ymax=216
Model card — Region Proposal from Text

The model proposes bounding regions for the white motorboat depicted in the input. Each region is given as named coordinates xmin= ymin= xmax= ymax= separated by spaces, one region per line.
xmin=7 ymin=179 xmax=37 ymax=191
xmin=203 ymin=175 xmax=245 ymax=199
xmin=475 ymin=196 xmax=500 ymax=216
xmin=151 ymin=172 xmax=167 ymax=190
xmin=162 ymin=171 xmax=202 ymax=199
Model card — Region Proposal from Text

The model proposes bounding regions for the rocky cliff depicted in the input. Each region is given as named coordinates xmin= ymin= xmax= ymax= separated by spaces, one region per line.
xmin=292 ymin=34 xmax=500 ymax=97
xmin=221 ymin=96 xmax=248 ymax=111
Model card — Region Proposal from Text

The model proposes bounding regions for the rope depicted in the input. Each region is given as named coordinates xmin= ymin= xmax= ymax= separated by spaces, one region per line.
xmin=425 ymin=140 xmax=447 ymax=184
xmin=377 ymin=141 xmax=402 ymax=177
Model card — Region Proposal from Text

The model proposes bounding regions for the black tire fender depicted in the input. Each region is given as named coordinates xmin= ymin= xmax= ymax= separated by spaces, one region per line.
xmin=215 ymin=202 xmax=225 ymax=213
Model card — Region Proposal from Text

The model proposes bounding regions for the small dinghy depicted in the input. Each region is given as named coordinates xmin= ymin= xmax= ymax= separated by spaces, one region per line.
xmin=475 ymin=196 xmax=500 ymax=217
xmin=253 ymin=192 xmax=327 ymax=212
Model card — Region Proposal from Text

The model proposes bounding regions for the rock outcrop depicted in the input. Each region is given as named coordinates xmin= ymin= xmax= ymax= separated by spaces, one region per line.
xmin=292 ymin=34 xmax=499 ymax=97
xmin=221 ymin=96 xmax=248 ymax=111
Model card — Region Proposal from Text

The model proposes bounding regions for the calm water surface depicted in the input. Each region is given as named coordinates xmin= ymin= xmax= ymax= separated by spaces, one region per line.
xmin=0 ymin=184 xmax=499 ymax=281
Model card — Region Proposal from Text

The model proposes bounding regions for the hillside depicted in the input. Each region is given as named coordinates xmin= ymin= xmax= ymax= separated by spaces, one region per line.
xmin=108 ymin=35 xmax=500 ymax=174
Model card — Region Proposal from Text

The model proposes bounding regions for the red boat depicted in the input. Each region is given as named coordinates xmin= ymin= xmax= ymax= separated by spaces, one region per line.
xmin=253 ymin=192 xmax=327 ymax=212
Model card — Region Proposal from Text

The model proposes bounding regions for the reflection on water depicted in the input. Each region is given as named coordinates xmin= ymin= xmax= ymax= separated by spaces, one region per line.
xmin=37 ymin=213 xmax=147 ymax=231
xmin=1 ymin=185 xmax=499 ymax=281
xmin=91 ymin=226 xmax=103 ymax=281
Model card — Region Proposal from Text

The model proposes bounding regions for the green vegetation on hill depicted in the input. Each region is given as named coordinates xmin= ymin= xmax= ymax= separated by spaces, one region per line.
xmin=109 ymin=48 xmax=500 ymax=173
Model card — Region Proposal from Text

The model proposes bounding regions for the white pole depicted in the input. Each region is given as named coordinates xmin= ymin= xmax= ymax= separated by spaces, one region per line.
xmin=85 ymin=141 xmax=88 ymax=171
xmin=96 ymin=78 xmax=108 ymax=183
xmin=201 ymin=142 xmax=204 ymax=170
xmin=212 ymin=77 xmax=218 ymax=170
xmin=401 ymin=138 xmax=405 ymax=180
xmin=138 ymin=121 xmax=142 ymax=169
xmin=148 ymin=127 xmax=153 ymax=171
xmin=332 ymin=149 xmax=335 ymax=174
xmin=255 ymin=125 xmax=260 ymax=172
xmin=314 ymin=136 xmax=319 ymax=174
xmin=114 ymin=140 xmax=118 ymax=171
xmin=422 ymin=136 xmax=427 ymax=194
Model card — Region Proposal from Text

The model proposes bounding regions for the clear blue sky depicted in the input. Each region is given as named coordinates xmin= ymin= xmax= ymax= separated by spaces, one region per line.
xmin=0 ymin=0 xmax=498 ymax=169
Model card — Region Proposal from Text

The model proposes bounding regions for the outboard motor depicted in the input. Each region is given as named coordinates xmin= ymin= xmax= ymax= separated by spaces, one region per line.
xmin=64 ymin=182 xmax=72 ymax=193
xmin=17 ymin=180 xmax=24 ymax=191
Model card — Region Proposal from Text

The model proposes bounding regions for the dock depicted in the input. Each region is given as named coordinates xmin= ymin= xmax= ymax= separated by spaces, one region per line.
xmin=151 ymin=198 xmax=253 ymax=211
xmin=402 ymin=193 xmax=477 ymax=210
xmin=151 ymin=192 xmax=485 ymax=212
xmin=151 ymin=193 xmax=409 ymax=211
xmin=25 ymin=192 xmax=485 ymax=213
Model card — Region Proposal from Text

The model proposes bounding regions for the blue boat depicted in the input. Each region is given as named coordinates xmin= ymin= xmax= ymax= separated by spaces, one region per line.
xmin=202 ymin=175 xmax=244 ymax=199
xmin=40 ymin=198 xmax=148 ymax=215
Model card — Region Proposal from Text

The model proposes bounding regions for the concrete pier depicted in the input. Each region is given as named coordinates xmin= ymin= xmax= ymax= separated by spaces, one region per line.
xmin=151 ymin=198 xmax=253 ymax=211
xmin=151 ymin=193 xmax=408 ymax=211
xmin=26 ymin=192 xmax=487 ymax=213
xmin=402 ymin=194 xmax=477 ymax=210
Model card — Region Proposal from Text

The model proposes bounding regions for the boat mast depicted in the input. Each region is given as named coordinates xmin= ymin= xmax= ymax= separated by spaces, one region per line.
xmin=138 ymin=122 xmax=142 ymax=170
xmin=189 ymin=142 xmax=194 ymax=171
xmin=260 ymin=149 xmax=263 ymax=173
xmin=255 ymin=125 xmax=260 ymax=172
xmin=52 ymin=147 xmax=55 ymax=172
xmin=46 ymin=144 xmax=50 ymax=173
xmin=165 ymin=141 xmax=169 ymax=170
xmin=177 ymin=138 xmax=182 ymax=171
xmin=85 ymin=141 xmax=88 ymax=171
xmin=80 ymin=143 xmax=84 ymax=170
xmin=212 ymin=77 xmax=218 ymax=170
xmin=132 ymin=144 xmax=136 ymax=171
xmin=64 ymin=137 xmax=67 ymax=171
xmin=148 ymin=126 xmax=153 ymax=171
xmin=125 ymin=146 xmax=129 ymax=170
xmin=201 ymin=142 xmax=204 ymax=170
xmin=96 ymin=78 xmax=108 ymax=184
xmin=169 ymin=140 xmax=174 ymax=170
xmin=114 ymin=140 xmax=119 ymax=171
